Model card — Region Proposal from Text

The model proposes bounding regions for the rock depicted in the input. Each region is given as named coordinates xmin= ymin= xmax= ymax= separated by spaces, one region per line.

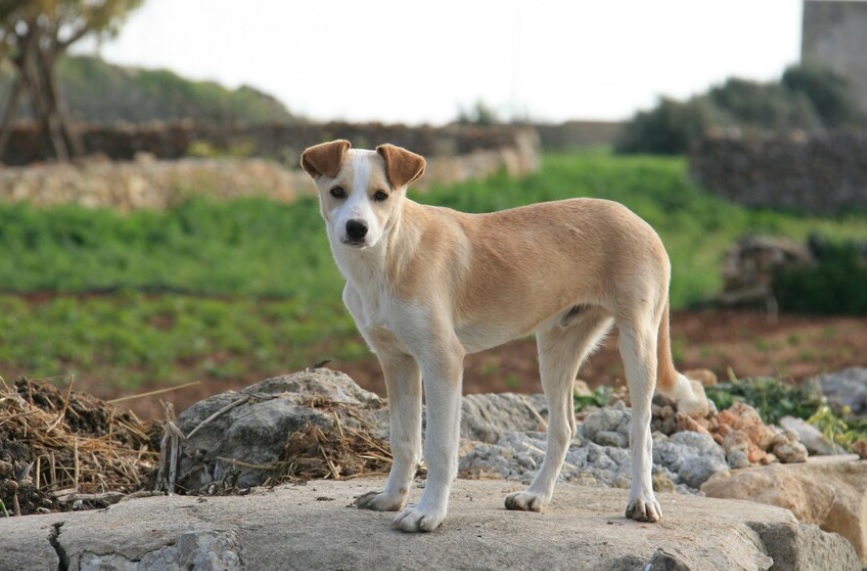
xmin=460 ymin=427 xmax=729 ymax=493
xmin=813 ymin=367 xmax=867 ymax=416
xmin=701 ymin=457 xmax=867 ymax=564
xmin=780 ymin=416 xmax=847 ymax=456
xmin=713 ymin=402 xmax=807 ymax=467
xmin=176 ymin=369 xmax=387 ymax=489
xmin=770 ymin=429 xmax=808 ymax=463
xmin=3 ymin=477 xmax=861 ymax=571
xmin=460 ymin=393 xmax=548 ymax=444
xmin=581 ymin=406 xmax=631 ymax=446
xmin=652 ymin=431 xmax=729 ymax=489
xmin=747 ymin=521 xmax=862 ymax=571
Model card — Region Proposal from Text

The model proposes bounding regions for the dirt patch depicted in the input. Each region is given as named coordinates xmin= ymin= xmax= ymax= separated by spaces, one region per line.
xmin=340 ymin=309 xmax=867 ymax=397
xmin=60 ymin=309 xmax=867 ymax=421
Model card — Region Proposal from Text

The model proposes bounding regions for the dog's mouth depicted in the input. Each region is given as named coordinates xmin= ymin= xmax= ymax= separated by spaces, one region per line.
xmin=339 ymin=237 xmax=369 ymax=248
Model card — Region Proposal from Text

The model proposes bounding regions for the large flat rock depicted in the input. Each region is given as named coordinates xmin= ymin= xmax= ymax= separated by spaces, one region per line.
xmin=0 ymin=478 xmax=860 ymax=571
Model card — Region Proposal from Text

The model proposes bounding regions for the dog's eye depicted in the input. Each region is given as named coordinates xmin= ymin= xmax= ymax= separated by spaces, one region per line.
xmin=373 ymin=190 xmax=389 ymax=202
xmin=330 ymin=186 xmax=346 ymax=199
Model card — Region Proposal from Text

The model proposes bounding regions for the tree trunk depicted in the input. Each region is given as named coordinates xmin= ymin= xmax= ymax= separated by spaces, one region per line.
xmin=0 ymin=73 xmax=25 ymax=162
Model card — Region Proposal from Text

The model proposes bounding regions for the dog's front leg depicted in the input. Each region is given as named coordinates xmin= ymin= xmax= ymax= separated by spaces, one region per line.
xmin=392 ymin=343 xmax=464 ymax=533
xmin=355 ymin=351 xmax=421 ymax=512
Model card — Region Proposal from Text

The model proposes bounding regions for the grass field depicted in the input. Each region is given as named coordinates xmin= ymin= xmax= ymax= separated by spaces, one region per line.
xmin=1 ymin=151 xmax=865 ymax=391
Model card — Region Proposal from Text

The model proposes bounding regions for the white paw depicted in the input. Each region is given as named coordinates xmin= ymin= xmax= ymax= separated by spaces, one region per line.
xmin=392 ymin=504 xmax=446 ymax=532
xmin=504 ymin=491 xmax=547 ymax=512
xmin=625 ymin=492 xmax=662 ymax=523
xmin=354 ymin=490 xmax=405 ymax=512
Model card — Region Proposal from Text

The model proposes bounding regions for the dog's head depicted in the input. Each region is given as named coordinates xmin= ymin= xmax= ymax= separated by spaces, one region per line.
xmin=301 ymin=140 xmax=425 ymax=249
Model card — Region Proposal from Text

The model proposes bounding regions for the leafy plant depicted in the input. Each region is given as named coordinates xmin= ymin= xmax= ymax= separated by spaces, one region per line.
xmin=704 ymin=373 xmax=822 ymax=425
xmin=573 ymin=386 xmax=616 ymax=412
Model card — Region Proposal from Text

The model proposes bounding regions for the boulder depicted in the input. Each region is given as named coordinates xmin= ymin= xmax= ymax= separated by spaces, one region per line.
xmin=701 ymin=456 xmax=867 ymax=564
xmin=460 ymin=393 xmax=548 ymax=444
xmin=176 ymin=369 xmax=388 ymax=490
xmin=1 ymin=478 xmax=861 ymax=571
xmin=780 ymin=416 xmax=847 ymax=456
xmin=813 ymin=367 xmax=867 ymax=416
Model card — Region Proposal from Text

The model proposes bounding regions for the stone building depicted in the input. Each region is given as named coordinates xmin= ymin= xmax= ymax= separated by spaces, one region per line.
xmin=801 ymin=0 xmax=867 ymax=110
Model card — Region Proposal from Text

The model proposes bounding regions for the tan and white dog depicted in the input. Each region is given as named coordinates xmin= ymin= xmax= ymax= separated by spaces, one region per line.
xmin=301 ymin=140 xmax=708 ymax=533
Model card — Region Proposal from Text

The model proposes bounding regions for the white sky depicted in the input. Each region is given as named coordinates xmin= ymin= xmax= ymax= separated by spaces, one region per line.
xmin=76 ymin=0 xmax=805 ymax=125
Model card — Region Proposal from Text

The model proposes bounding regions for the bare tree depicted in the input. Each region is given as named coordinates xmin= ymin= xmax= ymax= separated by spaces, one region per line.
xmin=0 ymin=0 xmax=145 ymax=162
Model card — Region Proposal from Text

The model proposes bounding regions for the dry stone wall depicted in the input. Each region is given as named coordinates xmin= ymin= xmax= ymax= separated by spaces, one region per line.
xmin=689 ymin=130 xmax=867 ymax=214
xmin=0 ymin=123 xmax=540 ymax=210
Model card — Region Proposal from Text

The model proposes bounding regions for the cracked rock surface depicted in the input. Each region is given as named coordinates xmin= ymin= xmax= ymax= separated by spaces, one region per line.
xmin=0 ymin=478 xmax=860 ymax=571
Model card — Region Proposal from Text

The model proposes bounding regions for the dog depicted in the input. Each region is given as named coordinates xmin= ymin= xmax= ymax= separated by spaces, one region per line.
xmin=301 ymin=140 xmax=709 ymax=533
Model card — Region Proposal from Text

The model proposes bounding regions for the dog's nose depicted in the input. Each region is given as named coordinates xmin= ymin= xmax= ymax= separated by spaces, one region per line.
xmin=345 ymin=219 xmax=368 ymax=241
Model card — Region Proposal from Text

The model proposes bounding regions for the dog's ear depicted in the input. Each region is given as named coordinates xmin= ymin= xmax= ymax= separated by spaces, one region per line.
xmin=376 ymin=144 xmax=426 ymax=189
xmin=301 ymin=139 xmax=351 ymax=179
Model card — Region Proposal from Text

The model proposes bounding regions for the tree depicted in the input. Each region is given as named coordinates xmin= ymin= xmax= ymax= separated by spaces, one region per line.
xmin=0 ymin=0 xmax=145 ymax=162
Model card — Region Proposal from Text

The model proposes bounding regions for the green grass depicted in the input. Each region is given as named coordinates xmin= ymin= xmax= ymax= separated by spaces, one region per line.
xmin=1 ymin=151 xmax=865 ymax=390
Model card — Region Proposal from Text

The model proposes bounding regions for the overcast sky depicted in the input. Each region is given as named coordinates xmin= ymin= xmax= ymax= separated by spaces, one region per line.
xmin=76 ymin=0 xmax=805 ymax=125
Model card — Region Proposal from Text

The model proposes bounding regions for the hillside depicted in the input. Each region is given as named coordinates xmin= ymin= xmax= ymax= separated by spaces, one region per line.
xmin=0 ymin=55 xmax=298 ymax=125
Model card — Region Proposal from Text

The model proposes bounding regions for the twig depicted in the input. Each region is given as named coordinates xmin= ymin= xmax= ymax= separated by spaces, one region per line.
xmin=46 ymin=377 xmax=75 ymax=433
xmin=185 ymin=394 xmax=251 ymax=440
xmin=106 ymin=381 xmax=201 ymax=404
xmin=53 ymin=491 xmax=126 ymax=505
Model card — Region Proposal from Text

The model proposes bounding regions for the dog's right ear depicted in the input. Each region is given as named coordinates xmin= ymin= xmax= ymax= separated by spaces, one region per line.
xmin=301 ymin=139 xmax=351 ymax=179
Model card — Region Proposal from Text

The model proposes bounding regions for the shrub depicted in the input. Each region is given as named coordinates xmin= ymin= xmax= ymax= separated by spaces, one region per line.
xmin=772 ymin=239 xmax=867 ymax=315
xmin=781 ymin=64 xmax=866 ymax=128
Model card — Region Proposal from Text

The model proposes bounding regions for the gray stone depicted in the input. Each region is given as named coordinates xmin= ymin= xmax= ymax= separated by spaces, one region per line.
xmin=460 ymin=393 xmax=548 ymax=444
xmin=176 ymin=369 xmax=387 ymax=490
xmin=79 ymin=531 xmax=243 ymax=571
xmin=4 ymin=477 xmax=858 ymax=571
xmin=582 ymin=407 xmax=632 ymax=445
xmin=747 ymin=521 xmax=861 ymax=571
xmin=652 ymin=431 xmax=729 ymax=489
xmin=780 ymin=416 xmax=846 ymax=456
xmin=813 ymin=367 xmax=867 ymax=416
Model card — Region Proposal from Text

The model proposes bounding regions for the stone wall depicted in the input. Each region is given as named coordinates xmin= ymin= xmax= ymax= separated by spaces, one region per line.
xmin=0 ymin=121 xmax=538 ymax=166
xmin=689 ymin=130 xmax=867 ymax=214
xmin=0 ymin=124 xmax=540 ymax=211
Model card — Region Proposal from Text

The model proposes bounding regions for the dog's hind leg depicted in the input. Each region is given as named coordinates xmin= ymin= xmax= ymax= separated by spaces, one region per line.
xmin=618 ymin=313 xmax=663 ymax=523
xmin=355 ymin=351 xmax=421 ymax=512
xmin=506 ymin=307 xmax=613 ymax=512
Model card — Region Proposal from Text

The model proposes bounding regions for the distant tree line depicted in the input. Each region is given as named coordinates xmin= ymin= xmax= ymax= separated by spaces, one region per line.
xmin=0 ymin=55 xmax=297 ymax=126
xmin=616 ymin=65 xmax=867 ymax=155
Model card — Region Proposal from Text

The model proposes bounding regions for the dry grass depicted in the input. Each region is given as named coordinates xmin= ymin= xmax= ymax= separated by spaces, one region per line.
xmin=0 ymin=376 xmax=158 ymax=515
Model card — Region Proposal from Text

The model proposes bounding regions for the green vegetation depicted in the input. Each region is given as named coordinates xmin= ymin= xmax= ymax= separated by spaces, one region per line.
xmin=1 ymin=151 xmax=866 ymax=390
xmin=616 ymin=64 xmax=867 ymax=155
xmin=0 ymin=55 xmax=296 ymax=125
xmin=773 ymin=240 xmax=867 ymax=315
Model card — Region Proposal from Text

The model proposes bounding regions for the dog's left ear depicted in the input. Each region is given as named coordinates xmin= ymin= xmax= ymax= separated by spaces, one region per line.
xmin=301 ymin=139 xmax=351 ymax=179
xmin=376 ymin=144 xmax=426 ymax=189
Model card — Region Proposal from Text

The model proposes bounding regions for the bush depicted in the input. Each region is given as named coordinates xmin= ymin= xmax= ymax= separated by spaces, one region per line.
xmin=772 ymin=239 xmax=867 ymax=315
xmin=615 ymin=65 xmax=864 ymax=155
xmin=781 ymin=64 xmax=866 ymax=128
xmin=614 ymin=97 xmax=725 ymax=155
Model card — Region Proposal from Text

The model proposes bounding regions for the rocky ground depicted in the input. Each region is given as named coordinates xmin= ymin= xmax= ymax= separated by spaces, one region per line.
xmin=1 ymin=368 xmax=865 ymax=570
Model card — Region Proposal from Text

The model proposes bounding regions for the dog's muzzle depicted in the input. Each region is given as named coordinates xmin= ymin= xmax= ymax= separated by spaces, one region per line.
xmin=344 ymin=219 xmax=369 ymax=246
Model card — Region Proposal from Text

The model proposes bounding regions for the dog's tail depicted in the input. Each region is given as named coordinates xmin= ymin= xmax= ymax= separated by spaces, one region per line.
xmin=655 ymin=299 xmax=710 ymax=416
xmin=654 ymin=299 xmax=680 ymax=396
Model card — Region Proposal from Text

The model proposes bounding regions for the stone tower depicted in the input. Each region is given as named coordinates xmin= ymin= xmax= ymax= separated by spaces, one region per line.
xmin=801 ymin=0 xmax=867 ymax=110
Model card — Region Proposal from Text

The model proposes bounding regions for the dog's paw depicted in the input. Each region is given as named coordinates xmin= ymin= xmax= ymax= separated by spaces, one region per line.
xmin=392 ymin=505 xmax=445 ymax=533
xmin=354 ymin=490 xmax=405 ymax=512
xmin=504 ymin=491 xmax=546 ymax=512
xmin=625 ymin=494 xmax=662 ymax=523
